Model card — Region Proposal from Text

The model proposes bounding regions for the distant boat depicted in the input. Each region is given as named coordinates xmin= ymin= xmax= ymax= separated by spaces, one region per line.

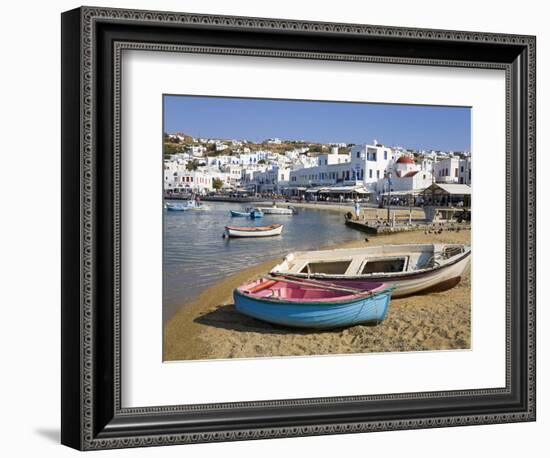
xmin=256 ymin=206 xmax=294 ymax=215
xmin=230 ymin=210 xmax=251 ymax=217
xmin=233 ymin=277 xmax=393 ymax=329
xmin=166 ymin=200 xmax=206 ymax=211
xmin=230 ymin=208 xmax=264 ymax=218
xmin=270 ymin=244 xmax=471 ymax=297
xmin=225 ymin=224 xmax=283 ymax=238
xmin=249 ymin=208 xmax=264 ymax=218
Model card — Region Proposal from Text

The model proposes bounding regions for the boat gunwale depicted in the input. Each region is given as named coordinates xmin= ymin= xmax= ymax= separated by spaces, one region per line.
xmin=234 ymin=283 xmax=394 ymax=306
xmin=271 ymin=246 xmax=471 ymax=281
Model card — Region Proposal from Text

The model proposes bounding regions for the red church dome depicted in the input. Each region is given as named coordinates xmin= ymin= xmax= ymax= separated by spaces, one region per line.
xmin=396 ymin=156 xmax=414 ymax=164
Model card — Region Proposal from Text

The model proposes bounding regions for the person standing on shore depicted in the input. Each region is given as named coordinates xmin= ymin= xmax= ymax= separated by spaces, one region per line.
xmin=354 ymin=199 xmax=361 ymax=220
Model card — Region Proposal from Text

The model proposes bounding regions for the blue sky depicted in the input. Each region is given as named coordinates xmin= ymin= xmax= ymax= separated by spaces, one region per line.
xmin=164 ymin=95 xmax=471 ymax=151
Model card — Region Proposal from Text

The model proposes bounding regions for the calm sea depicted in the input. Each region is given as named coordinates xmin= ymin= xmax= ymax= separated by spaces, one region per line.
xmin=163 ymin=201 xmax=364 ymax=321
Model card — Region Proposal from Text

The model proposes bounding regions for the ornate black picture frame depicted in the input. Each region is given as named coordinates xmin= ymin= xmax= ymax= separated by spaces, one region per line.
xmin=61 ymin=6 xmax=536 ymax=450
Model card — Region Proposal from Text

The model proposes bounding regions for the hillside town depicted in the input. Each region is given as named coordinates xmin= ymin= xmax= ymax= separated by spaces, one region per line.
xmin=163 ymin=132 xmax=471 ymax=202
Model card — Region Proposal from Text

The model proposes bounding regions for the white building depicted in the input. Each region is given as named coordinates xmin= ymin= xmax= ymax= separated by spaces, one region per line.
xmin=418 ymin=156 xmax=435 ymax=173
xmin=252 ymin=165 xmax=290 ymax=193
xmin=164 ymin=169 xmax=214 ymax=194
xmin=372 ymin=155 xmax=433 ymax=194
xmin=348 ymin=142 xmax=396 ymax=187
xmin=458 ymin=157 xmax=472 ymax=185
xmin=222 ymin=164 xmax=243 ymax=187
xmin=187 ymin=145 xmax=207 ymax=156
xmin=215 ymin=142 xmax=228 ymax=152
xmin=289 ymin=147 xmax=355 ymax=188
xmin=206 ymin=155 xmax=231 ymax=167
xmin=434 ymin=156 xmax=461 ymax=183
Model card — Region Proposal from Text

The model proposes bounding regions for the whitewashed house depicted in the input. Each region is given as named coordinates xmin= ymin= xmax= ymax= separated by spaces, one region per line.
xmin=458 ymin=157 xmax=472 ymax=185
xmin=348 ymin=142 xmax=396 ymax=188
xmin=434 ymin=156 xmax=461 ymax=183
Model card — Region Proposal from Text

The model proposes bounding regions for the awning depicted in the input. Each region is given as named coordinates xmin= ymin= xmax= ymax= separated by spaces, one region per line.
xmin=318 ymin=186 xmax=370 ymax=194
xmin=422 ymin=183 xmax=472 ymax=195
xmin=380 ymin=189 xmax=423 ymax=196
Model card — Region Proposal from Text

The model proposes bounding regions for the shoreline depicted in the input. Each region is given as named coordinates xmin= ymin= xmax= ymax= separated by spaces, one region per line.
xmin=256 ymin=201 xmax=427 ymax=219
xmin=164 ymin=229 xmax=472 ymax=361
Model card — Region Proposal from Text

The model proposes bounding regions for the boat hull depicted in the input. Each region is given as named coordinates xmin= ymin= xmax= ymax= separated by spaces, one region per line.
xmin=256 ymin=207 xmax=294 ymax=215
xmin=234 ymin=288 xmax=391 ymax=329
xmin=166 ymin=204 xmax=191 ymax=211
xmin=225 ymin=225 xmax=283 ymax=238
xmin=230 ymin=210 xmax=250 ymax=217
xmin=166 ymin=200 xmax=205 ymax=211
xmin=249 ymin=210 xmax=264 ymax=218
xmin=271 ymin=244 xmax=471 ymax=297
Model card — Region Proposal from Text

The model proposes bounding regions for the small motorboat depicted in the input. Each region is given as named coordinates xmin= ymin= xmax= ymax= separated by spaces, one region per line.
xmin=256 ymin=206 xmax=294 ymax=215
xmin=225 ymin=224 xmax=283 ymax=238
xmin=270 ymin=244 xmax=471 ymax=297
xmin=249 ymin=208 xmax=264 ymax=218
xmin=230 ymin=208 xmax=264 ymax=218
xmin=233 ymin=276 xmax=393 ymax=329
xmin=166 ymin=202 xmax=192 ymax=211
xmin=230 ymin=210 xmax=251 ymax=217
xmin=166 ymin=200 xmax=205 ymax=211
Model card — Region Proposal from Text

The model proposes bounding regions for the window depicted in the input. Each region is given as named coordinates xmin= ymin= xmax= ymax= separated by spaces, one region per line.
xmin=376 ymin=170 xmax=380 ymax=179
xmin=369 ymin=169 xmax=372 ymax=179
xmin=356 ymin=151 xmax=361 ymax=159
xmin=460 ymin=166 xmax=464 ymax=173
xmin=384 ymin=151 xmax=387 ymax=160
xmin=455 ymin=168 xmax=458 ymax=177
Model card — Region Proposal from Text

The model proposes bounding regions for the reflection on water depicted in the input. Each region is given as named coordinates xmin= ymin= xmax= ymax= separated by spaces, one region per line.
xmin=163 ymin=201 xmax=364 ymax=320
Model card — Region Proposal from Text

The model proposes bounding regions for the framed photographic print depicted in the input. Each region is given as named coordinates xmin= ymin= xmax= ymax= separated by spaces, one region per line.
xmin=61 ymin=6 xmax=536 ymax=450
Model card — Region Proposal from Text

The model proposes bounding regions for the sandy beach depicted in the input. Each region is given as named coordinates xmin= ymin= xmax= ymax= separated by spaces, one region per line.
xmin=164 ymin=226 xmax=471 ymax=361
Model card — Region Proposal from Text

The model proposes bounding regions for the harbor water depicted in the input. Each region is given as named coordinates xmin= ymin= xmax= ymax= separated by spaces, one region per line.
xmin=163 ymin=201 xmax=365 ymax=321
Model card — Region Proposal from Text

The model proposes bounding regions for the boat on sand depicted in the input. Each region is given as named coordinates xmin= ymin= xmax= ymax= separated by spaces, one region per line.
xmin=234 ymin=276 xmax=393 ymax=329
xmin=225 ymin=224 xmax=283 ymax=238
xmin=270 ymin=243 xmax=470 ymax=297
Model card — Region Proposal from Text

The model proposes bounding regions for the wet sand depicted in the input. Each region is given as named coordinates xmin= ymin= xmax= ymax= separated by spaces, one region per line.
xmin=164 ymin=228 xmax=471 ymax=361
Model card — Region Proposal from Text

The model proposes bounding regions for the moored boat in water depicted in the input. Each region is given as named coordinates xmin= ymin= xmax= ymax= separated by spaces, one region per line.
xmin=225 ymin=224 xmax=283 ymax=238
xmin=230 ymin=207 xmax=264 ymax=218
xmin=249 ymin=208 xmax=264 ymax=218
xmin=230 ymin=210 xmax=251 ymax=217
xmin=270 ymin=243 xmax=471 ymax=297
xmin=233 ymin=277 xmax=393 ymax=329
xmin=165 ymin=200 xmax=206 ymax=211
xmin=256 ymin=206 xmax=294 ymax=215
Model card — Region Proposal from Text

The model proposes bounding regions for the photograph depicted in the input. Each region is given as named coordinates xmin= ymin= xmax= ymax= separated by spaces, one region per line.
xmin=162 ymin=96 xmax=473 ymax=361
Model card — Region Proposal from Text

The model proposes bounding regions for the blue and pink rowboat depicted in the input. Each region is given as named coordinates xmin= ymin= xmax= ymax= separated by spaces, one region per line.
xmin=234 ymin=276 xmax=393 ymax=329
